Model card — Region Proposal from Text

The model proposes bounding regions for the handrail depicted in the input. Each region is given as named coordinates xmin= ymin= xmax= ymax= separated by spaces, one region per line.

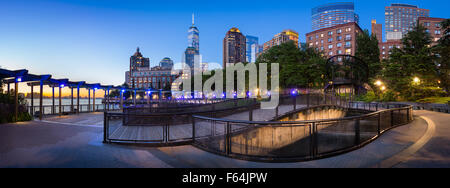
xmin=192 ymin=103 xmax=412 ymax=125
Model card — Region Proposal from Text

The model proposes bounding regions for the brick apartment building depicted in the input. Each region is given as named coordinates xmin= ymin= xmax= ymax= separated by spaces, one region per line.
xmin=306 ymin=22 xmax=363 ymax=58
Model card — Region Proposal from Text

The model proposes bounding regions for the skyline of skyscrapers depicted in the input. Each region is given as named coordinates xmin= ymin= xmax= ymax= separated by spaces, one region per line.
xmin=385 ymin=3 xmax=429 ymax=40
xmin=311 ymin=2 xmax=359 ymax=31
xmin=245 ymin=35 xmax=259 ymax=63
xmin=123 ymin=2 xmax=447 ymax=87
xmin=223 ymin=27 xmax=246 ymax=68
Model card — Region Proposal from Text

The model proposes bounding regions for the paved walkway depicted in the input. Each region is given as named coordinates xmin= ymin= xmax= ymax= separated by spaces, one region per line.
xmin=0 ymin=110 xmax=449 ymax=168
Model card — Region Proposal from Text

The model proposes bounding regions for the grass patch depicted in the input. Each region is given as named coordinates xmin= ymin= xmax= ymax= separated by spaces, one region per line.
xmin=416 ymin=97 xmax=450 ymax=104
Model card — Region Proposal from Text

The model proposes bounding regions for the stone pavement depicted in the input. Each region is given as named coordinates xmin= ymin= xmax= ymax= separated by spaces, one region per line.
xmin=0 ymin=109 xmax=449 ymax=168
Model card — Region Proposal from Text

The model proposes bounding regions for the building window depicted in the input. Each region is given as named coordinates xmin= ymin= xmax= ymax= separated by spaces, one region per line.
xmin=328 ymin=31 xmax=333 ymax=36
xmin=345 ymin=34 xmax=351 ymax=41
xmin=435 ymin=30 xmax=441 ymax=35
xmin=328 ymin=38 xmax=333 ymax=42
xmin=328 ymin=44 xmax=333 ymax=49
xmin=337 ymin=43 xmax=342 ymax=47
xmin=336 ymin=36 xmax=342 ymax=41
xmin=329 ymin=51 xmax=333 ymax=56
xmin=345 ymin=49 xmax=352 ymax=55
xmin=346 ymin=27 xmax=352 ymax=32
xmin=345 ymin=42 xmax=351 ymax=48
xmin=337 ymin=29 xmax=342 ymax=34
xmin=320 ymin=46 xmax=324 ymax=51
xmin=320 ymin=34 xmax=324 ymax=38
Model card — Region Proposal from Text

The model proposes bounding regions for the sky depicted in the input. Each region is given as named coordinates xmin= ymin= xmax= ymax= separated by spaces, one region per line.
xmin=0 ymin=0 xmax=449 ymax=93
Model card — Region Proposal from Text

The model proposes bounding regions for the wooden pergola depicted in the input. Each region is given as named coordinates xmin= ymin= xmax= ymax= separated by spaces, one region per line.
xmin=1 ymin=68 xmax=169 ymax=121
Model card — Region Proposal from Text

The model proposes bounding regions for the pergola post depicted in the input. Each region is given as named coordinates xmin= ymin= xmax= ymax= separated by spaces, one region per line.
xmin=52 ymin=86 xmax=55 ymax=114
xmin=7 ymin=83 xmax=10 ymax=95
xmin=71 ymin=87 xmax=74 ymax=113
xmin=30 ymin=85 xmax=34 ymax=116
xmin=14 ymin=80 xmax=18 ymax=122
xmin=39 ymin=80 xmax=43 ymax=120
xmin=88 ymin=88 xmax=91 ymax=112
xmin=93 ymin=88 xmax=96 ymax=112
xmin=77 ymin=86 xmax=80 ymax=114
xmin=147 ymin=91 xmax=150 ymax=105
xmin=107 ymin=89 xmax=110 ymax=111
xmin=59 ymin=86 xmax=62 ymax=116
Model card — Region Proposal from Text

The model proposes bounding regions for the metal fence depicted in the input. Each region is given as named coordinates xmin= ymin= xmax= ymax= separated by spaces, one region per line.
xmin=102 ymin=94 xmax=414 ymax=162
xmin=103 ymin=98 xmax=258 ymax=145
xmin=192 ymin=102 xmax=413 ymax=162
xmin=27 ymin=103 xmax=121 ymax=116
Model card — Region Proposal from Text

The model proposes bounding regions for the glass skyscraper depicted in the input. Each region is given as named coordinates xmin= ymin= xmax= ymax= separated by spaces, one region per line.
xmin=245 ymin=35 xmax=259 ymax=63
xmin=188 ymin=14 xmax=200 ymax=54
xmin=311 ymin=2 xmax=359 ymax=31
xmin=385 ymin=4 xmax=429 ymax=40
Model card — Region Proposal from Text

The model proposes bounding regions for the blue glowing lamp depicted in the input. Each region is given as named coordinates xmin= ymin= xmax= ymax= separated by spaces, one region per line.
xmin=60 ymin=84 xmax=65 ymax=88
xmin=121 ymin=89 xmax=125 ymax=93
xmin=291 ymin=89 xmax=298 ymax=96
xmin=16 ymin=77 xmax=22 ymax=82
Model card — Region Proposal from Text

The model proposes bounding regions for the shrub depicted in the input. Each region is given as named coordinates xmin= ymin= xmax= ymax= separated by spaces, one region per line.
xmin=407 ymin=87 xmax=446 ymax=101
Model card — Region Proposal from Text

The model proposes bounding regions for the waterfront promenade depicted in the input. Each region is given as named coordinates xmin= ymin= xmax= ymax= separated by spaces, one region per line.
xmin=0 ymin=110 xmax=449 ymax=168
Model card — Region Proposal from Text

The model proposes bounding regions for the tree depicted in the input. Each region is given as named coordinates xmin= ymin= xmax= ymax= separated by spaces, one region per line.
xmin=355 ymin=29 xmax=381 ymax=80
xmin=256 ymin=41 xmax=328 ymax=89
xmin=382 ymin=24 xmax=438 ymax=100
xmin=434 ymin=19 xmax=450 ymax=94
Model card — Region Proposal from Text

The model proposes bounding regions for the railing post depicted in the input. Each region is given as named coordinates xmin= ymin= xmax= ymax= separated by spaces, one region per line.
xmin=312 ymin=122 xmax=318 ymax=158
xmin=307 ymin=94 xmax=310 ymax=107
xmin=248 ymin=103 xmax=253 ymax=121
xmin=391 ymin=110 xmax=394 ymax=127
xmin=226 ymin=122 xmax=231 ymax=155
xmin=355 ymin=118 xmax=360 ymax=144
xmin=293 ymin=96 xmax=296 ymax=110
xmin=103 ymin=111 xmax=108 ymax=143
xmin=192 ymin=115 xmax=196 ymax=142
xmin=377 ymin=112 xmax=381 ymax=135
xmin=275 ymin=105 xmax=279 ymax=119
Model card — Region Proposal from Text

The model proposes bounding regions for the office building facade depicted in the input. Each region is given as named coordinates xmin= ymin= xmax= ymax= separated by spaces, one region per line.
xmin=312 ymin=2 xmax=359 ymax=31
xmin=245 ymin=35 xmax=259 ymax=63
xmin=371 ymin=19 xmax=383 ymax=44
xmin=223 ymin=27 xmax=246 ymax=68
xmin=125 ymin=48 xmax=178 ymax=89
xmin=385 ymin=4 xmax=429 ymax=40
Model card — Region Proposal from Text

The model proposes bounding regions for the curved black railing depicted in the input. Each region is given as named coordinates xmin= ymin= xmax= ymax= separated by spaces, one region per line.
xmin=192 ymin=103 xmax=413 ymax=162
xmin=103 ymin=94 xmax=414 ymax=162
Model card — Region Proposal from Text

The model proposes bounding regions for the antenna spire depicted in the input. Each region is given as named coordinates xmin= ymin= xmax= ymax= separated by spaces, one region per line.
xmin=192 ymin=13 xmax=195 ymax=26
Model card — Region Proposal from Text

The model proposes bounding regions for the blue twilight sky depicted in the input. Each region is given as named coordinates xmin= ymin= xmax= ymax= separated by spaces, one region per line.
xmin=0 ymin=0 xmax=449 ymax=86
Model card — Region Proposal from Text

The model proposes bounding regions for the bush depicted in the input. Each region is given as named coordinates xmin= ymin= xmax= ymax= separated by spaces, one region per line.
xmin=380 ymin=91 xmax=397 ymax=102
xmin=355 ymin=91 xmax=378 ymax=102
xmin=407 ymin=87 xmax=446 ymax=101
xmin=0 ymin=93 xmax=32 ymax=124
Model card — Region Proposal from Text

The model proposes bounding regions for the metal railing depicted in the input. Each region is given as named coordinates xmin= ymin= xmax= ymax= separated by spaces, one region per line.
xmin=102 ymin=94 xmax=414 ymax=162
xmin=103 ymin=98 xmax=259 ymax=145
xmin=192 ymin=102 xmax=413 ymax=162
xmin=27 ymin=103 xmax=121 ymax=116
